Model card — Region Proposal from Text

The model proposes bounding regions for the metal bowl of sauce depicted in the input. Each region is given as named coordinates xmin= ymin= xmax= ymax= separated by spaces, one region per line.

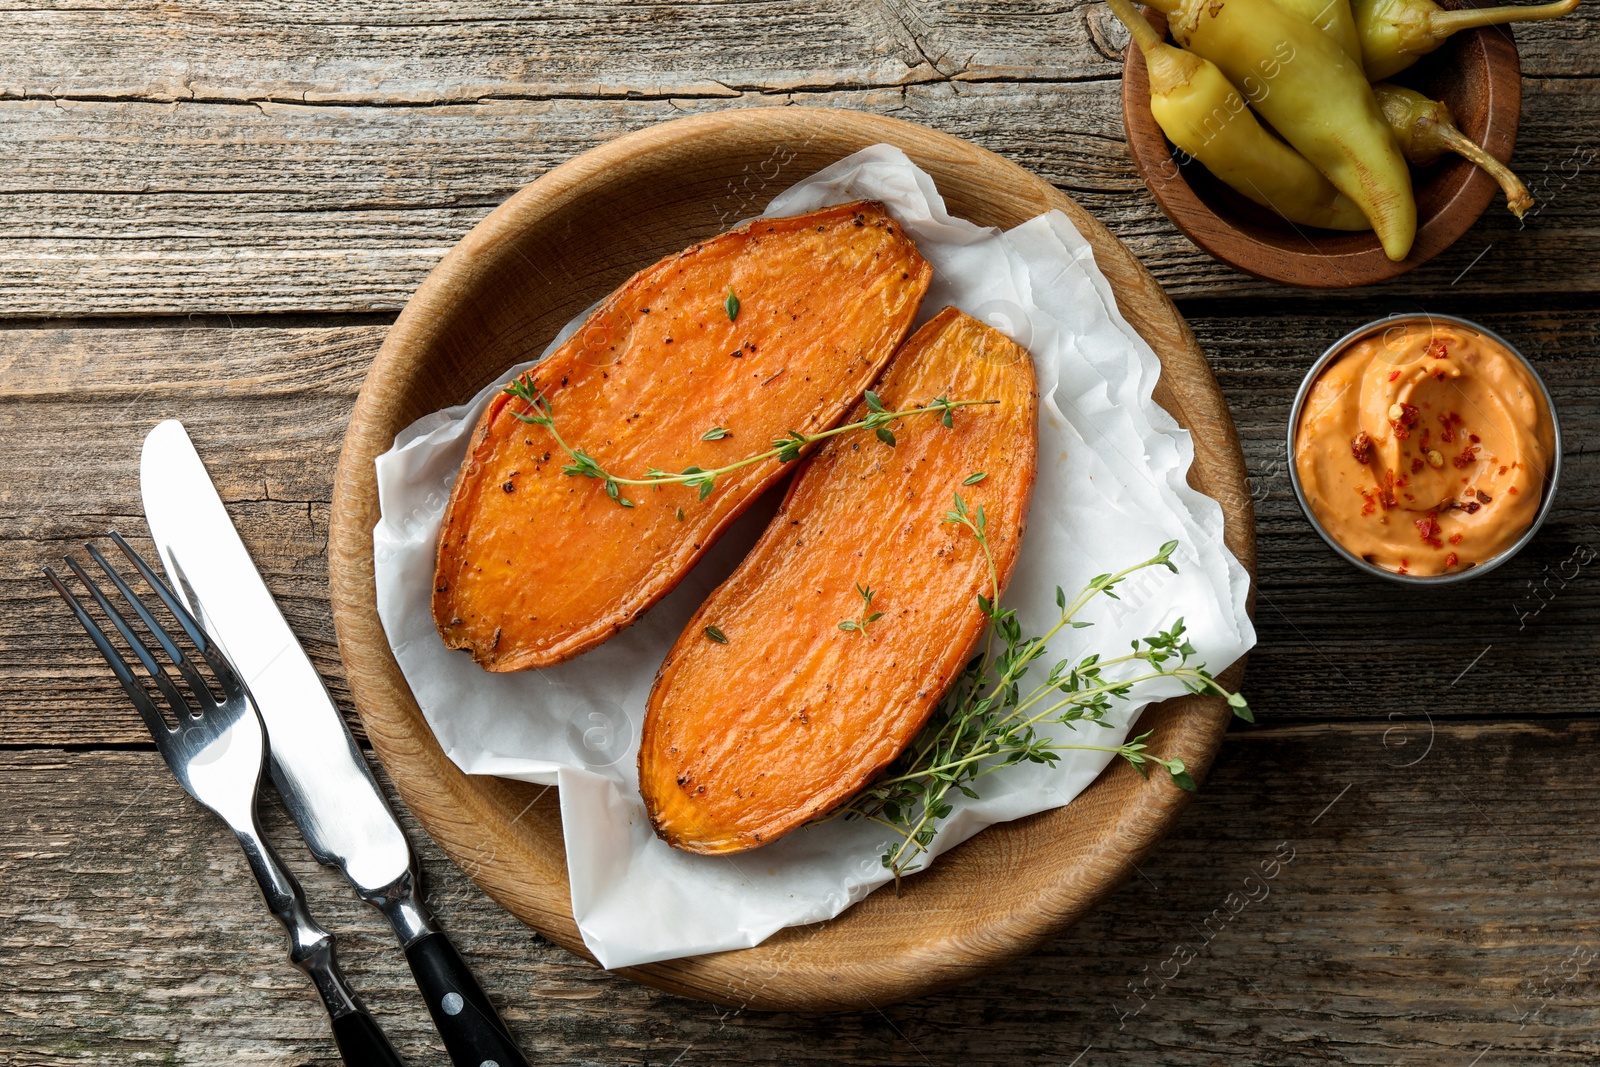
xmin=1288 ymin=313 xmax=1561 ymax=585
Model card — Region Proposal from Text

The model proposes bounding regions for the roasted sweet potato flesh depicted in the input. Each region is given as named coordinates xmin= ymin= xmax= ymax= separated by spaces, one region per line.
xmin=640 ymin=307 xmax=1039 ymax=854
xmin=433 ymin=201 xmax=932 ymax=671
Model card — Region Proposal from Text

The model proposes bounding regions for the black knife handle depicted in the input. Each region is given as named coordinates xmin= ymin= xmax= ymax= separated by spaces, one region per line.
xmin=330 ymin=1008 xmax=408 ymax=1067
xmin=405 ymin=931 xmax=529 ymax=1067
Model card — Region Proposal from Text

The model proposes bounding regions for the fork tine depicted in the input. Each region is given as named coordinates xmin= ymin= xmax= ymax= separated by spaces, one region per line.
xmin=44 ymin=564 xmax=174 ymax=738
xmin=108 ymin=531 xmax=212 ymax=652
xmin=81 ymin=542 xmax=217 ymax=710
xmin=85 ymin=542 xmax=190 ymax=668
xmin=65 ymin=555 xmax=169 ymax=680
xmin=65 ymin=553 xmax=203 ymax=725
xmin=107 ymin=531 xmax=245 ymax=697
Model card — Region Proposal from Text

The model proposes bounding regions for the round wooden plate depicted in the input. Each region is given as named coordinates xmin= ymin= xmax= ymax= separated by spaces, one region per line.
xmin=1122 ymin=5 xmax=1521 ymax=287
xmin=328 ymin=107 xmax=1257 ymax=1011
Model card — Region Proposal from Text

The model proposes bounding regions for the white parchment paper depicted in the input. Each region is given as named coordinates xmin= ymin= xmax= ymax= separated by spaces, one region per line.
xmin=373 ymin=145 xmax=1255 ymax=969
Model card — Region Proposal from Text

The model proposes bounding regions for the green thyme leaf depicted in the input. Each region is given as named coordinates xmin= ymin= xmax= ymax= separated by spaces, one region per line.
xmin=963 ymin=471 xmax=988 ymax=485
xmin=702 ymin=426 xmax=731 ymax=441
xmin=829 ymin=535 xmax=1248 ymax=882
xmin=725 ymin=288 xmax=740 ymax=322
xmin=703 ymin=625 xmax=728 ymax=644
xmin=841 ymin=582 xmax=885 ymax=637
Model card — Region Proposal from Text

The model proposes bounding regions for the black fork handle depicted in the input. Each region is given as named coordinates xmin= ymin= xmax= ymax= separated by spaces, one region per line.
xmin=331 ymin=1009 xmax=409 ymax=1067
xmin=233 ymin=817 xmax=408 ymax=1067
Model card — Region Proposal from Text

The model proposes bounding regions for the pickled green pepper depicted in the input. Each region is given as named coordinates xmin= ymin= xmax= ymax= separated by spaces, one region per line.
xmin=1111 ymin=0 xmax=1369 ymax=230
xmin=1353 ymin=0 xmax=1581 ymax=80
xmin=1373 ymin=83 xmax=1533 ymax=217
xmin=1147 ymin=0 xmax=1418 ymax=260
xmin=1271 ymin=0 xmax=1363 ymax=60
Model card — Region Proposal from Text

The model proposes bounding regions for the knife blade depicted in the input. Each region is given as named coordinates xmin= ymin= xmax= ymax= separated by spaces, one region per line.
xmin=141 ymin=418 xmax=529 ymax=1067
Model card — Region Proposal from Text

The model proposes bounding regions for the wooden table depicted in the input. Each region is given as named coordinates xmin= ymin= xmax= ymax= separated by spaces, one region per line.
xmin=4 ymin=4 xmax=1596 ymax=1064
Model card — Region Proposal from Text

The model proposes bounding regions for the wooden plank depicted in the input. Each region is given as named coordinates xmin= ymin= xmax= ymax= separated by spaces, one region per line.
xmin=0 ymin=0 xmax=1000 ymax=102
xmin=4 ymin=722 xmax=1597 ymax=1064
xmin=1 ymin=77 xmax=1596 ymax=317
xmin=3 ymin=304 xmax=1595 ymax=745
xmin=1 ymin=0 xmax=1591 ymax=106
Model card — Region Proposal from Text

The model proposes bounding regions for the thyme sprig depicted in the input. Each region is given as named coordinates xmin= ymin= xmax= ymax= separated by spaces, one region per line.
xmin=838 ymin=492 xmax=1252 ymax=885
xmin=838 ymin=583 xmax=884 ymax=637
xmin=503 ymin=373 xmax=998 ymax=508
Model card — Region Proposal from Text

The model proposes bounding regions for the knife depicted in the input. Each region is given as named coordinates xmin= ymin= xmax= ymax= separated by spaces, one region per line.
xmin=141 ymin=419 xmax=529 ymax=1067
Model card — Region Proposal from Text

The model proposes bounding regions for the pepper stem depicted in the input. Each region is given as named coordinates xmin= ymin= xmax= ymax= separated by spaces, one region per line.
xmin=1428 ymin=0 xmax=1580 ymax=38
xmin=1105 ymin=0 xmax=1203 ymax=95
xmin=1107 ymin=0 xmax=1166 ymax=53
xmin=1424 ymin=119 xmax=1534 ymax=218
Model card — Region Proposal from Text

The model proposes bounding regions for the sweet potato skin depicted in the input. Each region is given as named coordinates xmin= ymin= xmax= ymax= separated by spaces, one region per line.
xmin=639 ymin=307 xmax=1039 ymax=855
xmin=433 ymin=201 xmax=932 ymax=671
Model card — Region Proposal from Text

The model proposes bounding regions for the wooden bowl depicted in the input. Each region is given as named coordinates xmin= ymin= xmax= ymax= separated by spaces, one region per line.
xmin=1121 ymin=5 xmax=1522 ymax=287
xmin=327 ymin=107 xmax=1257 ymax=1010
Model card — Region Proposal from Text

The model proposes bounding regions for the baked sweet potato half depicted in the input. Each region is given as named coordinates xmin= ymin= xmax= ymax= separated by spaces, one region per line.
xmin=433 ymin=201 xmax=932 ymax=671
xmin=639 ymin=307 xmax=1039 ymax=854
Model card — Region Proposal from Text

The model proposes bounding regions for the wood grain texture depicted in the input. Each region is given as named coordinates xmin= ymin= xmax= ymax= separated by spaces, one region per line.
xmin=6 ymin=722 xmax=1598 ymax=1066
xmin=0 ymin=77 xmax=1595 ymax=316
xmin=0 ymin=0 xmax=1105 ymax=103
xmin=326 ymin=106 xmax=1253 ymax=1010
xmin=4 ymin=0 xmax=1594 ymax=101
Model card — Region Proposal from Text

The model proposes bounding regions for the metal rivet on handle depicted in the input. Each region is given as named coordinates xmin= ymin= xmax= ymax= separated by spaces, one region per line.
xmin=441 ymin=992 xmax=464 ymax=1016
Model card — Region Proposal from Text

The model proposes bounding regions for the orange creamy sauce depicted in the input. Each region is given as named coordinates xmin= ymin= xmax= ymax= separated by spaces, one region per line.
xmin=1294 ymin=323 xmax=1553 ymax=577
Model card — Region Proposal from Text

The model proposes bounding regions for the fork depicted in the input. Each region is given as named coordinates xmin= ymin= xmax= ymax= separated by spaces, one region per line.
xmin=46 ymin=534 xmax=406 ymax=1067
